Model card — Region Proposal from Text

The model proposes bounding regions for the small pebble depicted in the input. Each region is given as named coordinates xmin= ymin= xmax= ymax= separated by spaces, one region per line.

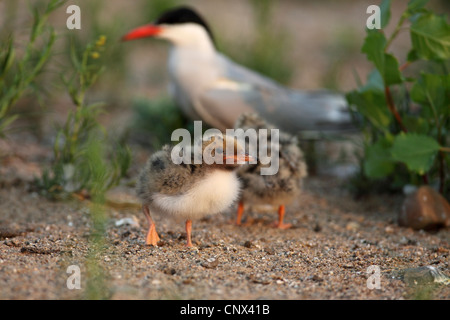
xmin=163 ymin=267 xmax=176 ymax=275
xmin=243 ymin=240 xmax=253 ymax=248
xmin=201 ymin=258 xmax=219 ymax=269
xmin=346 ymin=222 xmax=360 ymax=231
xmin=309 ymin=275 xmax=323 ymax=282
xmin=313 ymin=223 xmax=321 ymax=232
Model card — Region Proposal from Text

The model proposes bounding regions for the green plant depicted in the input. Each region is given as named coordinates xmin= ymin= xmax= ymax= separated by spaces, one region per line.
xmin=0 ymin=0 xmax=64 ymax=136
xmin=38 ymin=35 xmax=131 ymax=199
xmin=347 ymin=0 xmax=450 ymax=196
xmin=82 ymin=136 xmax=113 ymax=300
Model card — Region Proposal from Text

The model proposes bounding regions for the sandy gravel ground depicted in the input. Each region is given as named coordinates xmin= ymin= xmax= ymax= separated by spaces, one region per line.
xmin=0 ymin=140 xmax=448 ymax=300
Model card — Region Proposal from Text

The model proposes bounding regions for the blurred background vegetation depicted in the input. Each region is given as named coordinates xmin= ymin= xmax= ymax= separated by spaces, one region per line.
xmin=0 ymin=0 xmax=449 ymax=198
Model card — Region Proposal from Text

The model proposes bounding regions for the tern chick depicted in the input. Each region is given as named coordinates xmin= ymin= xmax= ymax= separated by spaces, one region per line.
xmin=235 ymin=113 xmax=307 ymax=228
xmin=136 ymin=134 xmax=251 ymax=247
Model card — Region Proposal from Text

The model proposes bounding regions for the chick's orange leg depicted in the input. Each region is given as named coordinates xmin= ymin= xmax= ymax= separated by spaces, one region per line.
xmin=272 ymin=205 xmax=292 ymax=229
xmin=185 ymin=219 xmax=193 ymax=247
xmin=235 ymin=201 xmax=244 ymax=226
xmin=143 ymin=205 xmax=160 ymax=246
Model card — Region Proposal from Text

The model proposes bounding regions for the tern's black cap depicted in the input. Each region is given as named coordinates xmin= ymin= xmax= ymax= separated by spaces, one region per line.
xmin=155 ymin=6 xmax=215 ymax=43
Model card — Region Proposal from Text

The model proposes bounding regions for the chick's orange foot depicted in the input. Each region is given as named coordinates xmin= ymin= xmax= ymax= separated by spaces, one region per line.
xmin=272 ymin=205 xmax=293 ymax=229
xmin=145 ymin=224 xmax=160 ymax=246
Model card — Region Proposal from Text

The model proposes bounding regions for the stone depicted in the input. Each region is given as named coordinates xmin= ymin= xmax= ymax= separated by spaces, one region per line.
xmin=105 ymin=187 xmax=141 ymax=209
xmin=399 ymin=186 xmax=450 ymax=230
xmin=0 ymin=227 xmax=23 ymax=239
xmin=243 ymin=240 xmax=253 ymax=248
xmin=201 ymin=257 xmax=219 ymax=269
xmin=114 ymin=216 xmax=140 ymax=228
xmin=402 ymin=266 xmax=450 ymax=286
xmin=346 ymin=221 xmax=360 ymax=231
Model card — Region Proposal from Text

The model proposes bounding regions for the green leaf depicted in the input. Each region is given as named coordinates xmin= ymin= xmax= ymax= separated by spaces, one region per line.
xmin=407 ymin=49 xmax=419 ymax=62
xmin=380 ymin=0 xmax=391 ymax=28
xmin=402 ymin=115 xmax=429 ymax=134
xmin=407 ymin=0 xmax=429 ymax=13
xmin=383 ymin=53 xmax=403 ymax=85
xmin=346 ymin=71 xmax=390 ymax=133
xmin=410 ymin=12 xmax=450 ymax=61
xmin=364 ymin=137 xmax=395 ymax=178
xmin=362 ymin=31 xmax=386 ymax=71
xmin=411 ymin=73 xmax=450 ymax=115
xmin=0 ymin=38 xmax=15 ymax=81
xmin=364 ymin=69 xmax=385 ymax=92
xmin=346 ymin=89 xmax=391 ymax=131
xmin=361 ymin=31 xmax=403 ymax=85
xmin=391 ymin=133 xmax=441 ymax=174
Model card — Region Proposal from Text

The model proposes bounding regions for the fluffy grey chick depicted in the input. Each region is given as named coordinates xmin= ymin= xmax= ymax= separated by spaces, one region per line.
xmin=234 ymin=113 xmax=307 ymax=229
xmin=136 ymin=133 xmax=251 ymax=247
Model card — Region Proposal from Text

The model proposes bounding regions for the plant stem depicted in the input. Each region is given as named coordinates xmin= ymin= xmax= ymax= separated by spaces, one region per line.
xmin=438 ymin=151 xmax=445 ymax=193
xmin=422 ymin=174 xmax=429 ymax=185
xmin=399 ymin=61 xmax=411 ymax=71
xmin=384 ymin=14 xmax=409 ymax=132
xmin=384 ymin=86 xmax=430 ymax=185
xmin=384 ymin=86 xmax=407 ymax=132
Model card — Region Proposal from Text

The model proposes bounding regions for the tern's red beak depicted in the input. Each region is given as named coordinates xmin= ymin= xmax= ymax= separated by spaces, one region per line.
xmin=121 ymin=24 xmax=162 ymax=41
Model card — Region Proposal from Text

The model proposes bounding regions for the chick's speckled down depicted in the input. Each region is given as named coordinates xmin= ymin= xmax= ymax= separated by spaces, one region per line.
xmin=235 ymin=113 xmax=307 ymax=206
xmin=137 ymin=145 xmax=207 ymax=199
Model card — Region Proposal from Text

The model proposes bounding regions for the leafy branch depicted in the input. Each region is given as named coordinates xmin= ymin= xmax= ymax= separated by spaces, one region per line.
xmin=347 ymin=0 xmax=450 ymax=195
xmin=38 ymin=35 xmax=131 ymax=199
xmin=0 ymin=0 xmax=64 ymax=136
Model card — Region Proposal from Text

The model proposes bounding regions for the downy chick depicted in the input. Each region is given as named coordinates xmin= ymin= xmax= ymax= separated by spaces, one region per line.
xmin=234 ymin=113 xmax=307 ymax=228
xmin=137 ymin=133 xmax=251 ymax=247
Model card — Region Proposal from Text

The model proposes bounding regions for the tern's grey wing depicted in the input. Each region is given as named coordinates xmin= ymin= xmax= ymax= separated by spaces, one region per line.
xmin=197 ymin=83 xmax=263 ymax=131
xmin=198 ymin=80 xmax=354 ymax=133
xmin=216 ymin=53 xmax=283 ymax=90
xmin=198 ymin=54 xmax=356 ymax=133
